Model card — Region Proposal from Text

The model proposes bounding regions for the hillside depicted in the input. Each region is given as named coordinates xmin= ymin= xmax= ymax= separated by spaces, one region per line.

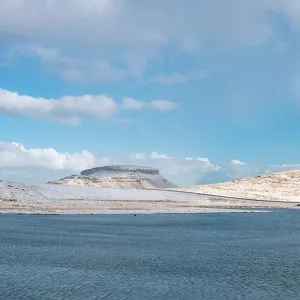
xmin=185 ymin=169 xmax=300 ymax=202
xmin=1 ymin=180 xmax=296 ymax=214
xmin=49 ymin=165 xmax=176 ymax=189
xmin=1 ymin=168 xmax=299 ymax=214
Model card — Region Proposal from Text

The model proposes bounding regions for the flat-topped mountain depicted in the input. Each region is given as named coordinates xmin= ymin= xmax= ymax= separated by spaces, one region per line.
xmin=185 ymin=169 xmax=300 ymax=202
xmin=1 ymin=168 xmax=299 ymax=214
xmin=81 ymin=165 xmax=160 ymax=176
xmin=49 ymin=165 xmax=176 ymax=189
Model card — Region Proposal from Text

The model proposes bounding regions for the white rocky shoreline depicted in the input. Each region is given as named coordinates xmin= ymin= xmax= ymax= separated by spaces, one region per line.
xmin=1 ymin=167 xmax=300 ymax=215
xmin=0 ymin=180 xmax=298 ymax=215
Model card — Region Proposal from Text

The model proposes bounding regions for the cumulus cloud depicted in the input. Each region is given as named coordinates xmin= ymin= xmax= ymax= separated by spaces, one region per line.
xmin=150 ymin=100 xmax=178 ymax=112
xmin=130 ymin=152 xmax=176 ymax=161
xmin=129 ymin=153 xmax=146 ymax=160
xmin=0 ymin=142 xmax=95 ymax=171
xmin=196 ymin=157 xmax=210 ymax=163
xmin=231 ymin=159 xmax=247 ymax=166
xmin=0 ymin=89 xmax=117 ymax=125
xmin=195 ymin=157 xmax=221 ymax=171
xmin=149 ymin=152 xmax=173 ymax=160
xmin=126 ymin=153 xmax=221 ymax=185
xmin=143 ymin=155 xmax=221 ymax=185
xmin=0 ymin=89 xmax=177 ymax=124
xmin=122 ymin=98 xmax=145 ymax=110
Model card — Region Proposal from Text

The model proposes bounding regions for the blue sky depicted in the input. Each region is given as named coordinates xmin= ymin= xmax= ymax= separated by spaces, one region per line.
xmin=1 ymin=0 xmax=300 ymax=185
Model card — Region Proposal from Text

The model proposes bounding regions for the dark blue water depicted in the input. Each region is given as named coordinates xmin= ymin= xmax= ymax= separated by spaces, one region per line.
xmin=0 ymin=211 xmax=299 ymax=300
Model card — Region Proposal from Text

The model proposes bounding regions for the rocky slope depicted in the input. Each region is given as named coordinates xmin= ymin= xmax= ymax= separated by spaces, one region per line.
xmin=186 ymin=169 xmax=300 ymax=202
xmin=49 ymin=165 xmax=176 ymax=189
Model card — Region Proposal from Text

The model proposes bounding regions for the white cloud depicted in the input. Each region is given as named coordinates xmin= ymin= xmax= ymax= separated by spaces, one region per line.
xmin=231 ymin=159 xmax=247 ymax=166
xmin=0 ymin=142 xmax=95 ymax=171
xmin=0 ymin=89 xmax=177 ymax=124
xmin=141 ymin=155 xmax=221 ymax=185
xmin=122 ymin=98 xmax=145 ymax=110
xmin=150 ymin=100 xmax=178 ymax=112
xmin=149 ymin=152 xmax=173 ymax=160
xmin=1 ymin=1 xmax=299 ymax=82
xmin=195 ymin=157 xmax=221 ymax=172
xmin=0 ymin=88 xmax=117 ymax=125
xmin=185 ymin=157 xmax=193 ymax=161
xmin=0 ymin=1 xmax=280 ymax=47
xmin=196 ymin=157 xmax=210 ymax=163
xmin=130 ymin=153 xmax=146 ymax=160
xmin=122 ymin=98 xmax=178 ymax=111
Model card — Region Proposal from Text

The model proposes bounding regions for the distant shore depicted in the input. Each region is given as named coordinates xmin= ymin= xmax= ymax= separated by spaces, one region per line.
xmin=1 ymin=181 xmax=298 ymax=215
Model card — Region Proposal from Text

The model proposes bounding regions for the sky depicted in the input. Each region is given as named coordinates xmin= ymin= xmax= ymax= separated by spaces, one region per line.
xmin=1 ymin=0 xmax=300 ymax=186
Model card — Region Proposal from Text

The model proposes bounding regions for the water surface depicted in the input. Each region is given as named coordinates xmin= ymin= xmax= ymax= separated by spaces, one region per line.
xmin=0 ymin=211 xmax=299 ymax=300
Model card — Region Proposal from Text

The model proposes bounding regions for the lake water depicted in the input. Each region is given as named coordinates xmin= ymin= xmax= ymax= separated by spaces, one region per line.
xmin=0 ymin=210 xmax=299 ymax=300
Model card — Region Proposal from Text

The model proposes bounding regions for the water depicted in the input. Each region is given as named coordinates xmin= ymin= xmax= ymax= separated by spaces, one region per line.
xmin=0 ymin=210 xmax=299 ymax=300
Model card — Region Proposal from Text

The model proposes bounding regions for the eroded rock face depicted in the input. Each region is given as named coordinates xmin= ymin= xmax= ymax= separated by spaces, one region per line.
xmin=49 ymin=165 xmax=176 ymax=189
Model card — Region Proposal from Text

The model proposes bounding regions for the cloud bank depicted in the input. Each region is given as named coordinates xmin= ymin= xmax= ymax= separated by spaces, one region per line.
xmin=0 ymin=142 xmax=95 ymax=171
xmin=1 ymin=142 xmax=299 ymax=186
xmin=1 ymin=0 xmax=300 ymax=82
xmin=0 ymin=89 xmax=177 ymax=124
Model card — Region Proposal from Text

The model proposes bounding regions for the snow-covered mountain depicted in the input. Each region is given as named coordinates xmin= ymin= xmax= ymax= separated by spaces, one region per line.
xmin=49 ymin=165 xmax=177 ymax=189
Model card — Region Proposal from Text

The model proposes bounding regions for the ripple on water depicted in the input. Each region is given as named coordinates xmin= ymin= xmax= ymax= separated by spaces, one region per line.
xmin=0 ymin=211 xmax=299 ymax=300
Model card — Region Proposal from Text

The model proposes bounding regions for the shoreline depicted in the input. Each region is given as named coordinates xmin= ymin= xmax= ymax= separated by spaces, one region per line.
xmin=1 ymin=180 xmax=299 ymax=215
xmin=1 ymin=203 xmax=298 ymax=215
xmin=0 ymin=209 xmax=276 ymax=215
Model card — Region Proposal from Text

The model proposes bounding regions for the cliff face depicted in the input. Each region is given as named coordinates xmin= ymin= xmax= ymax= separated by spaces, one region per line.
xmin=49 ymin=165 xmax=176 ymax=189
xmin=186 ymin=169 xmax=300 ymax=202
